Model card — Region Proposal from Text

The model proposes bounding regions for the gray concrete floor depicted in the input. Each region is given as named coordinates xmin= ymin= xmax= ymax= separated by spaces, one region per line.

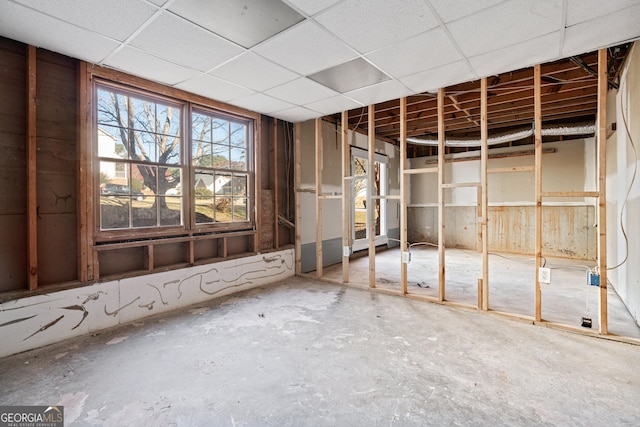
xmin=1 ymin=277 xmax=639 ymax=426
xmin=322 ymin=247 xmax=640 ymax=338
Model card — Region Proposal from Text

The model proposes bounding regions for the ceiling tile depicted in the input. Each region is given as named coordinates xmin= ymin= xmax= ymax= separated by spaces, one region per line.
xmin=227 ymin=93 xmax=295 ymax=114
xmin=315 ymin=0 xmax=438 ymax=53
xmin=254 ymin=21 xmax=357 ymax=75
xmin=565 ymin=0 xmax=639 ymax=27
xmin=14 ymin=0 xmax=158 ymax=42
xmin=399 ymin=61 xmax=476 ymax=93
xmin=306 ymin=95 xmax=364 ymax=115
xmin=0 ymin=2 xmax=120 ymax=63
xmin=148 ymin=0 xmax=169 ymax=5
xmin=264 ymin=78 xmax=339 ymax=105
xmin=429 ymin=0 xmax=506 ymax=23
xmin=447 ymin=0 xmax=563 ymax=57
xmin=176 ymin=74 xmax=256 ymax=102
xmin=366 ymin=27 xmax=460 ymax=78
xmin=284 ymin=0 xmax=342 ymax=16
xmin=562 ymin=3 xmax=640 ymax=57
xmin=129 ymin=12 xmax=244 ymax=72
xmin=344 ymin=80 xmax=414 ymax=106
xmin=209 ymin=52 xmax=299 ymax=92
xmin=271 ymin=106 xmax=322 ymax=123
xmin=169 ymin=0 xmax=304 ymax=48
xmin=469 ymin=32 xmax=560 ymax=78
xmin=308 ymin=58 xmax=390 ymax=93
xmin=103 ymin=46 xmax=201 ymax=86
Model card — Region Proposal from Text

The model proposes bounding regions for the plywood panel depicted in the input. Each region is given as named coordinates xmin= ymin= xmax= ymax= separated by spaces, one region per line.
xmin=0 ymin=37 xmax=27 ymax=292
xmin=35 ymin=48 xmax=78 ymax=287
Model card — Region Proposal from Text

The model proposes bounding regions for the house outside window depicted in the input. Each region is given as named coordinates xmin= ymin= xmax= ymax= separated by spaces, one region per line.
xmin=95 ymin=82 xmax=254 ymax=237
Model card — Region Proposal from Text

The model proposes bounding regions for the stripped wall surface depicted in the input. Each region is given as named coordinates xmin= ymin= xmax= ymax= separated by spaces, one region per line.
xmin=0 ymin=249 xmax=294 ymax=358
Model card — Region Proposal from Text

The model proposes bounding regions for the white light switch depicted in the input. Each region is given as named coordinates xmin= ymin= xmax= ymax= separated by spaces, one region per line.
xmin=343 ymin=246 xmax=350 ymax=257
xmin=402 ymin=251 xmax=411 ymax=264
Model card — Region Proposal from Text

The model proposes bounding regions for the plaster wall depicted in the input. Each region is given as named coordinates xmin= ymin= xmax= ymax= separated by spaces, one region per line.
xmin=0 ymin=249 xmax=294 ymax=358
xmin=607 ymin=43 xmax=640 ymax=326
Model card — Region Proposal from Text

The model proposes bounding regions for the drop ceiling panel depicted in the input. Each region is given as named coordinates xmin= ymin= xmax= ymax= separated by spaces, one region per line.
xmin=129 ymin=12 xmax=244 ymax=72
xmin=562 ymin=3 xmax=640 ymax=57
xmin=0 ymin=1 xmax=120 ymax=63
xmin=306 ymin=95 xmax=364 ymax=115
xmin=103 ymin=46 xmax=201 ymax=86
xmin=308 ymin=58 xmax=390 ymax=93
xmin=344 ymin=80 xmax=413 ymax=106
xmin=429 ymin=0 xmax=506 ymax=23
xmin=254 ymin=21 xmax=357 ymax=75
xmin=316 ymin=0 xmax=438 ymax=54
xmin=365 ymin=27 xmax=460 ymax=78
xmin=271 ymin=106 xmax=322 ymax=122
xmin=14 ymin=0 xmax=158 ymax=42
xmin=208 ymin=52 xmax=299 ymax=92
xmin=168 ymin=0 xmax=304 ymax=48
xmin=284 ymin=0 xmax=342 ymax=16
xmin=447 ymin=0 xmax=562 ymax=57
xmin=469 ymin=32 xmax=559 ymax=78
xmin=399 ymin=61 xmax=476 ymax=93
xmin=227 ymin=93 xmax=295 ymax=114
xmin=565 ymin=0 xmax=640 ymax=26
xmin=264 ymin=77 xmax=338 ymax=105
xmin=176 ymin=74 xmax=255 ymax=102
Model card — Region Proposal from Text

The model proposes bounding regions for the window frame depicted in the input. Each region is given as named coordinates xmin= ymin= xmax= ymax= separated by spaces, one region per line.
xmin=93 ymin=79 xmax=256 ymax=242
xmin=189 ymin=105 xmax=255 ymax=233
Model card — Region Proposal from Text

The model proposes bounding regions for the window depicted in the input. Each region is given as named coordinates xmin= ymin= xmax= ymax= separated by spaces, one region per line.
xmin=192 ymin=110 xmax=251 ymax=225
xmin=351 ymin=147 xmax=388 ymax=251
xmin=95 ymin=81 xmax=254 ymax=236
xmin=97 ymin=85 xmax=183 ymax=231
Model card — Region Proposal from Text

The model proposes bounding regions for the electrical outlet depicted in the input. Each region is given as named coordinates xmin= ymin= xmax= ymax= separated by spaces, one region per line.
xmin=401 ymin=251 xmax=411 ymax=264
xmin=343 ymin=246 xmax=350 ymax=257
xmin=538 ymin=267 xmax=551 ymax=284
xmin=588 ymin=272 xmax=600 ymax=287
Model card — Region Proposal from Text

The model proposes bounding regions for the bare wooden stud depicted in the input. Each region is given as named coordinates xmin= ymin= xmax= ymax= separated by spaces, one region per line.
xmin=274 ymin=119 xmax=279 ymax=249
xmin=400 ymin=97 xmax=408 ymax=294
xmin=26 ymin=45 xmax=37 ymax=291
xmin=534 ymin=64 xmax=543 ymax=322
xmin=341 ymin=111 xmax=350 ymax=283
xmin=77 ymin=61 xmax=92 ymax=282
xmin=481 ymin=77 xmax=489 ymax=311
xmin=254 ymin=116 xmax=262 ymax=254
xmin=294 ymin=123 xmax=302 ymax=276
xmin=597 ymin=48 xmax=608 ymax=334
xmin=541 ymin=191 xmax=600 ymax=198
xmin=487 ymin=166 xmax=535 ymax=174
xmin=437 ymin=88 xmax=445 ymax=302
xmin=368 ymin=104 xmax=376 ymax=288
xmin=315 ymin=117 xmax=323 ymax=278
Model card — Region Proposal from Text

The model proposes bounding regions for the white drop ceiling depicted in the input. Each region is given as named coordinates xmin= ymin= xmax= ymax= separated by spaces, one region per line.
xmin=1 ymin=0 xmax=639 ymax=123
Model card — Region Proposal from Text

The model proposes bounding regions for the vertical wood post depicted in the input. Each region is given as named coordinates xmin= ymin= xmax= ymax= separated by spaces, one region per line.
xmin=341 ymin=111 xmax=350 ymax=283
xmin=597 ymin=48 xmax=608 ymax=334
xmin=294 ymin=123 xmax=301 ymax=276
xmin=400 ymin=97 xmax=408 ymax=294
xmin=315 ymin=118 xmax=323 ymax=278
xmin=77 ymin=62 xmax=92 ymax=282
xmin=481 ymin=77 xmax=489 ymax=310
xmin=254 ymin=116 xmax=262 ymax=254
xmin=368 ymin=105 xmax=376 ymax=288
xmin=274 ymin=119 xmax=279 ymax=249
xmin=26 ymin=45 xmax=38 ymax=291
xmin=437 ymin=89 xmax=446 ymax=301
xmin=534 ymin=64 xmax=543 ymax=322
